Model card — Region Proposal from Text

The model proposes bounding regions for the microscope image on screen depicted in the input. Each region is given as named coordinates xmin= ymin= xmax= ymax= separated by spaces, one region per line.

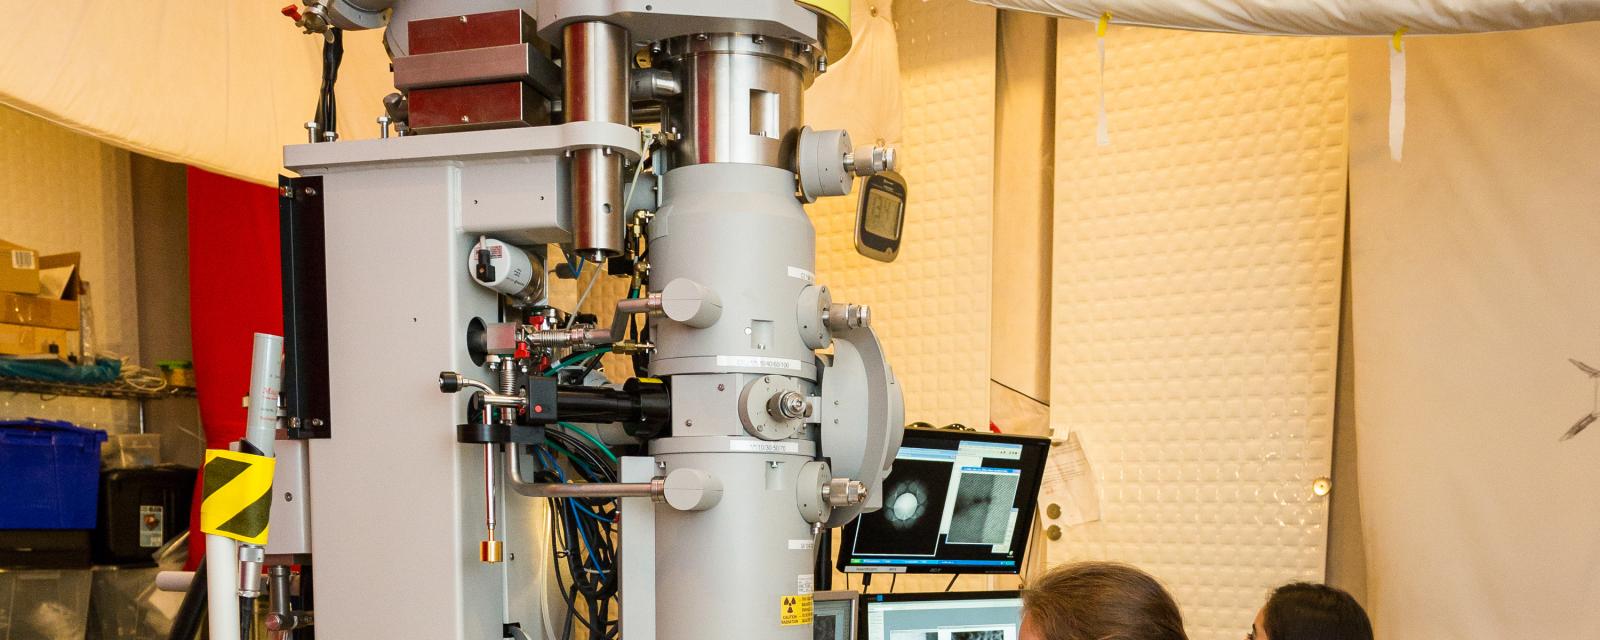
xmin=948 ymin=472 xmax=1021 ymax=545
xmin=855 ymin=460 xmax=951 ymax=555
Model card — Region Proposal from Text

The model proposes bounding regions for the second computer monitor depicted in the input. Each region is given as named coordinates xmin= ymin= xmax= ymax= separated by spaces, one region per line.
xmin=860 ymin=591 xmax=1024 ymax=640
xmin=838 ymin=428 xmax=1050 ymax=574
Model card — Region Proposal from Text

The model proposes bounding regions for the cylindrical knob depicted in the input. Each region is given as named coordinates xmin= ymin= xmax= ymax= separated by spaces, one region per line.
xmin=661 ymin=278 xmax=723 ymax=328
xmin=822 ymin=478 xmax=867 ymax=507
xmin=662 ymin=468 xmax=723 ymax=512
xmin=826 ymin=303 xmax=871 ymax=330
xmin=439 ymin=371 xmax=463 ymax=393
xmin=848 ymin=145 xmax=897 ymax=176
xmin=770 ymin=390 xmax=809 ymax=419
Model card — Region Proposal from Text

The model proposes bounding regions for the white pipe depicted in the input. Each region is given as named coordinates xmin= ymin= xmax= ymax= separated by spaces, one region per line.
xmin=155 ymin=571 xmax=195 ymax=592
xmin=244 ymin=333 xmax=284 ymax=456
xmin=206 ymin=534 xmax=242 ymax=640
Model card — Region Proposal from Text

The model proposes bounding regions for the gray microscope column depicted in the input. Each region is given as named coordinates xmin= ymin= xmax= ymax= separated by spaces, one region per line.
xmin=648 ymin=162 xmax=821 ymax=640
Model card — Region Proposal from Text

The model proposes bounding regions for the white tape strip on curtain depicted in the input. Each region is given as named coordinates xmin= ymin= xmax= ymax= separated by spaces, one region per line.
xmin=972 ymin=0 xmax=1600 ymax=35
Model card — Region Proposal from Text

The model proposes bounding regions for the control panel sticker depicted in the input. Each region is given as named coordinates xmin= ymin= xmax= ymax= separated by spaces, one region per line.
xmin=780 ymin=594 xmax=813 ymax=626
xmin=717 ymin=355 xmax=803 ymax=371
xmin=788 ymin=539 xmax=816 ymax=551
xmin=731 ymin=440 xmax=802 ymax=454
xmin=797 ymin=574 xmax=815 ymax=595
xmin=787 ymin=266 xmax=816 ymax=283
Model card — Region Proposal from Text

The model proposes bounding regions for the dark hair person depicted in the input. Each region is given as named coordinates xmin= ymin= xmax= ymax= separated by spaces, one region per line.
xmin=1020 ymin=561 xmax=1188 ymax=640
xmin=1249 ymin=583 xmax=1373 ymax=640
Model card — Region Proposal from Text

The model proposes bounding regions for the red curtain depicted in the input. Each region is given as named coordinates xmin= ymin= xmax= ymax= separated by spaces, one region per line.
xmin=184 ymin=167 xmax=283 ymax=568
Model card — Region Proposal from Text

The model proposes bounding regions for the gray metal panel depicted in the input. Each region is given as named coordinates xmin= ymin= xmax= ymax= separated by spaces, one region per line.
xmin=456 ymin=155 xmax=570 ymax=244
xmin=308 ymin=163 xmax=536 ymax=639
xmin=283 ymin=121 xmax=642 ymax=171
xmin=620 ymin=457 xmax=658 ymax=640
xmin=265 ymin=440 xmax=311 ymax=557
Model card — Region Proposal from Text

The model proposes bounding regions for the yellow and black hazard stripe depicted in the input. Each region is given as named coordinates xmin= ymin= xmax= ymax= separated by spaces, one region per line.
xmin=200 ymin=449 xmax=276 ymax=545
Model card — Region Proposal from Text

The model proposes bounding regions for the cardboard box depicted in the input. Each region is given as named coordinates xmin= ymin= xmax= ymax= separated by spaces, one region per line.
xmin=0 ymin=239 xmax=40 ymax=295
xmin=0 ymin=253 xmax=81 ymax=331
xmin=0 ymin=322 xmax=81 ymax=362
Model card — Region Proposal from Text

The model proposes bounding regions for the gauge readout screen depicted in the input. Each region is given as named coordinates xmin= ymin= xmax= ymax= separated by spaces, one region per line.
xmin=863 ymin=189 xmax=904 ymax=239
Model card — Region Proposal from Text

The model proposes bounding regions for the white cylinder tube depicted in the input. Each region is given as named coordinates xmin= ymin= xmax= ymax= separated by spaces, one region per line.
xmin=244 ymin=333 xmax=284 ymax=455
xmin=155 ymin=571 xmax=195 ymax=592
xmin=206 ymin=534 xmax=242 ymax=640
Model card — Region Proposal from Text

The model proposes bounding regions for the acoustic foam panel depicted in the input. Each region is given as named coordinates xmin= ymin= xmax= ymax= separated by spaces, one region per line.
xmin=1049 ymin=25 xmax=1347 ymax=640
xmin=809 ymin=0 xmax=996 ymax=433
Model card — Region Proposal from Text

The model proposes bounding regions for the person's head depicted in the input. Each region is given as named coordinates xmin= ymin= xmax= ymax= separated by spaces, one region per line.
xmin=1019 ymin=561 xmax=1188 ymax=640
xmin=1250 ymin=583 xmax=1372 ymax=640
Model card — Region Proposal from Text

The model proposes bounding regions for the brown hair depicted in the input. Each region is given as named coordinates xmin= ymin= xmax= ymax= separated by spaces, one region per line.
xmin=1021 ymin=562 xmax=1189 ymax=640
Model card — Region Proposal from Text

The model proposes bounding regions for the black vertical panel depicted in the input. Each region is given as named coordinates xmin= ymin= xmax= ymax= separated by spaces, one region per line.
xmin=280 ymin=175 xmax=331 ymax=439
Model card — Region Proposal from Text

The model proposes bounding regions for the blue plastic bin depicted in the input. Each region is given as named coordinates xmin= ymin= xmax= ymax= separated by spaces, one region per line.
xmin=0 ymin=419 xmax=107 ymax=529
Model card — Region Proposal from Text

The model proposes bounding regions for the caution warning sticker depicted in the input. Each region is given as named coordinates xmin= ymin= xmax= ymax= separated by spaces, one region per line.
xmin=780 ymin=594 xmax=813 ymax=626
xmin=200 ymin=450 xmax=276 ymax=545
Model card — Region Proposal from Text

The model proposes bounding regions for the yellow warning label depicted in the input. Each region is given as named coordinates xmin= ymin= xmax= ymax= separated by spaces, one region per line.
xmin=780 ymin=594 xmax=814 ymax=626
xmin=200 ymin=450 xmax=276 ymax=545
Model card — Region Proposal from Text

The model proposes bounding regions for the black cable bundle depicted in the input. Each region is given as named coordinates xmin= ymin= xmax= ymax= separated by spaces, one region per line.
xmin=529 ymin=427 xmax=623 ymax=640
xmin=314 ymin=28 xmax=344 ymax=139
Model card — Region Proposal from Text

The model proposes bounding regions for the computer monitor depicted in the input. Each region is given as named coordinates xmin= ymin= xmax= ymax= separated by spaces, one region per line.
xmin=860 ymin=591 xmax=1023 ymax=640
xmin=837 ymin=428 xmax=1050 ymax=574
xmin=813 ymin=590 xmax=860 ymax=640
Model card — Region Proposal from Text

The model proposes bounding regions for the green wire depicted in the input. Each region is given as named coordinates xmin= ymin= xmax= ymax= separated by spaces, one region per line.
xmin=556 ymin=421 xmax=618 ymax=462
xmin=543 ymin=346 xmax=614 ymax=377
xmin=543 ymin=441 xmax=599 ymax=475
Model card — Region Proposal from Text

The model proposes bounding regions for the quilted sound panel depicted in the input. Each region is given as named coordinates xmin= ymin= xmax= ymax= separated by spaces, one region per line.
xmin=808 ymin=0 xmax=996 ymax=432
xmin=1049 ymin=24 xmax=1347 ymax=640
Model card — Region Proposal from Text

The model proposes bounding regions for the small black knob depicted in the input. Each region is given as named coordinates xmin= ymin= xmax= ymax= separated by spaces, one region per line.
xmin=439 ymin=371 xmax=463 ymax=393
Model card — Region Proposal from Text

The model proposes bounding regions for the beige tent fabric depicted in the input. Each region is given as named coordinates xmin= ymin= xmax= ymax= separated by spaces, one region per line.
xmin=1348 ymin=24 xmax=1600 ymax=639
xmin=975 ymin=0 xmax=1600 ymax=35
xmin=0 ymin=1 xmax=394 ymax=186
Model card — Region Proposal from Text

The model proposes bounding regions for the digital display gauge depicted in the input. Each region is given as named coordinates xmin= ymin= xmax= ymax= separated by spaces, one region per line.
xmin=854 ymin=171 xmax=907 ymax=262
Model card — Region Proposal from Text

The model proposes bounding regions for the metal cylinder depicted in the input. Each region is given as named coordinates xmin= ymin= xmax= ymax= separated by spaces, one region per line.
xmin=652 ymin=449 xmax=815 ymax=640
xmin=646 ymin=163 xmax=819 ymax=379
xmin=655 ymin=34 xmax=815 ymax=169
xmin=563 ymin=21 xmax=630 ymax=262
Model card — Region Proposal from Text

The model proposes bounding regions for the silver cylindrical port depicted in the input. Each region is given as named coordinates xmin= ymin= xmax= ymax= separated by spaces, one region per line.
xmin=563 ymin=21 xmax=630 ymax=263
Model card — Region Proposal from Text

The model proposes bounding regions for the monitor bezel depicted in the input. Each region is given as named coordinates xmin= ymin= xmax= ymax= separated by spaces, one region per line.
xmin=836 ymin=428 xmax=1051 ymax=575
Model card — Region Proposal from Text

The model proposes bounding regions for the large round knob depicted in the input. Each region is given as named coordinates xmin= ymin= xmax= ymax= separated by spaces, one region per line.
xmin=661 ymin=278 xmax=722 ymax=329
xmin=662 ymin=468 xmax=723 ymax=512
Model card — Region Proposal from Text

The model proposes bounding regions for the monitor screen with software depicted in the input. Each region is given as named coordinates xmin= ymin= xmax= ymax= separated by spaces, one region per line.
xmin=860 ymin=591 xmax=1023 ymax=640
xmin=814 ymin=591 xmax=860 ymax=640
xmin=837 ymin=428 xmax=1050 ymax=574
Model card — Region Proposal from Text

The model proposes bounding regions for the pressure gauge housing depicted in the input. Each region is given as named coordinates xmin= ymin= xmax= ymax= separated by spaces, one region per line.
xmin=854 ymin=170 xmax=907 ymax=263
